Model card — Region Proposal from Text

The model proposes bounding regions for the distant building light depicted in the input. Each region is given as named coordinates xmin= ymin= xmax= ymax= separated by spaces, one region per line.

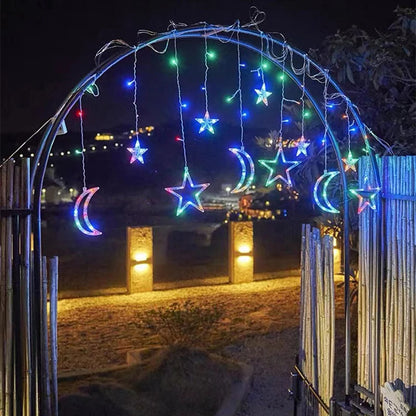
xmin=95 ymin=133 xmax=114 ymax=141
xmin=103 ymin=145 xmax=107 ymax=150
xmin=20 ymin=154 xmax=24 ymax=158
xmin=66 ymin=151 xmax=70 ymax=155
xmin=30 ymin=153 xmax=34 ymax=157
xmin=91 ymin=146 xmax=96 ymax=151
xmin=60 ymin=152 xmax=64 ymax=156
xmin=115 ymin=143 xmax=119 ymax=147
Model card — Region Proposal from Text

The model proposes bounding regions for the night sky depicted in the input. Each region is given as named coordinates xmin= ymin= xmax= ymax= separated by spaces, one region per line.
xmin=1 ymin=0 xmax=413 ymax=137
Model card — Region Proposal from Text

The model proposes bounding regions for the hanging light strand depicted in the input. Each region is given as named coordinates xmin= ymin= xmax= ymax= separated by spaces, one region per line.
xmin=173 ymin=33 xmax=188 ymax=167
xmin=323 ymin=72 xmax=329 ymax=172
xmin=300 ymin=55 xmax=307 ymax=139
xmin=133 ymin=49 xmax=139 ymax=141
xmin=203 ymin=26 xmax=209 ymax=114
xmin=237 ymin=23 xmax=244 ymax=150
xmin=278 ymin=45 xmax=287 ymax=140
xmin=78 ymin=97 xmax=87 ymax=190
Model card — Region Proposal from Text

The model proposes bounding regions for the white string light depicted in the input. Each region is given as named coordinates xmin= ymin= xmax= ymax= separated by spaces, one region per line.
xmin=173 ymin=31 xmax=188 ymax=168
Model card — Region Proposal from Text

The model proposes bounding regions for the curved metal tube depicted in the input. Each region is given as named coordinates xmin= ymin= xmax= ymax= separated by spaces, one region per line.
xmin=30 ymin=25 xmax=381 ymax=407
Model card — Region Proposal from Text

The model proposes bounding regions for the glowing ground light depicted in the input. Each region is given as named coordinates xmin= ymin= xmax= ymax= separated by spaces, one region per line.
xmin=228 ymin=147 xmax=255 ymax=193
xmin=165 ymin=167 xmax=210 ymax=216
xmin=313 ymin=171 xmax=340 ymax=214
xmin=73 ymin=187 xmax=102 ymax=236
xmin=254 ymin=83 xmax=272 ymax=106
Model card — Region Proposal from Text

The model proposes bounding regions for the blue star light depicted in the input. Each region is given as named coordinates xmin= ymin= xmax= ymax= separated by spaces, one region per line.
xmin=259 ymin=142 xmax=300 ymax=187
xmin=296 ymin=136 xmax=310 ymax=156
xmin=165 ymin=168 xmax=210 ymax=216
xmin=127 ymin=138 xmax=148 ymax=164
xmin=254 ymin=83 xmax=272 ymax=106
xmin=195 ymin=111 xmax=219 ymax=134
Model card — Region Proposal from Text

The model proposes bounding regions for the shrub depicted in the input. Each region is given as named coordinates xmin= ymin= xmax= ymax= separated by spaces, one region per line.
xmin=141 ymin=300 xmax=224 ymax=348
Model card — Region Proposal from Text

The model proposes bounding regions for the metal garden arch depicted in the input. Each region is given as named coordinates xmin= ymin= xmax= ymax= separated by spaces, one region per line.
xmin=27 ymin=22 xmax=382 ymax=409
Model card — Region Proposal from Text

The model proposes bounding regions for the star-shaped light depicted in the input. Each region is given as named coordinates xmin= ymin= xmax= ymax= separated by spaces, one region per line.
xmin=342 ymin=151 xmax=359 ymax=172
xmin=259 ymin=142 xmax=301 ymax=187
xmin=350 ymin=181 xmax=381 ymax=214
xmin=296 ymin=136 xmax=310 ymax=156
xmin=127 ymin=138 xmax=148 ymax=164
xmin=165 ymin=167 xmax=210 ymax=216
xmin=195 ymin=111 xmax=219 ymax=134
xmin=254 ymin=83 xmax=272 ymax=106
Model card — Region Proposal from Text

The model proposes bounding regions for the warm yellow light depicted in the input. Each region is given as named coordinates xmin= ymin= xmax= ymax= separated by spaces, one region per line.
xmin=133 ymin=252 xmax=148 ymax=262
xmin=333 ymin=238 xmax=337 ymax=247
xmin=238 ymin=244 xmax=252 ymax=254
xmin=237 ymin=255 xmax=252 ymax=264
xmin=133 ymin=264 xmax=149 ymax=272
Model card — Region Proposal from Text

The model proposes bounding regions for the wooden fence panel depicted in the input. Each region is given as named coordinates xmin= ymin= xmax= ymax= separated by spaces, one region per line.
xmin=299 ymin=225 xmax=335 ymax=415
xmin=358 ymin=156 xmax=416 ymax=407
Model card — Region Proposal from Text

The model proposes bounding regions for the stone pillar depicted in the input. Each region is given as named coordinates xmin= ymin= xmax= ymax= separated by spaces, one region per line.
xmin=228 ymin=221 xmax=254 ymax=284
xmin=127 ymin=226 xmax=153 ymax=293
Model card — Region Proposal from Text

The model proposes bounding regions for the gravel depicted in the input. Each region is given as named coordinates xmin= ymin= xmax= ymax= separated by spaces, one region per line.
xmin=224 ymin=328 xmax=299 ymax=416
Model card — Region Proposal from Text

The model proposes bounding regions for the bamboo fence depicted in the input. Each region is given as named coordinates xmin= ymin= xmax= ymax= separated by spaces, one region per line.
xmin=0 ymin=158 xmax=59 ymax=416
xmin=299 ymin=224 xmax=335 ymax=415
xmin=358 ymin=156 xmax=415 ymax=408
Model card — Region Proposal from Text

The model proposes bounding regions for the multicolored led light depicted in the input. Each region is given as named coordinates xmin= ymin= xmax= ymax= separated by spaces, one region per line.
xmin=195 ymin=111 xmax=219 ymax=134
xmin=255 ymin=83 xmax=272 ymax=106
xmin=313 ymin=171 xmax=340 ymax=214
xmin=165 ymin=167 xmax=210 ymax=216
xmin=296 ymin=136 xmax=310 ymax=156
xmin=259 ymin=142 xmax=300 ymax=187
xmin=228 ymin=147 xmax=255 ymax=193
xmin=350 ymin=183 xmax=380 ymax=214
xmin=342 ymin=151 xmax=359 ymax=172
xmin=73 ymin=187 xmax=102 ymax=236
xmin=127 ymin=138 xmax=148 ymax=164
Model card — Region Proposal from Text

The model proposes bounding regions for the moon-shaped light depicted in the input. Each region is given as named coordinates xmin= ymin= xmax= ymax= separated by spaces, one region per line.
xmin=73 ymin=187 xmax=102 ymax=236
xmin=228 ymin=147 xmax=255 ymax=193
xmin=313 ymin=171 xmax=340 ymax=214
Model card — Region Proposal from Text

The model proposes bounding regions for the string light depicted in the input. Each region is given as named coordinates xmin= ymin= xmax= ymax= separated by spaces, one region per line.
xmin=166 ymin=30 xmax=209 ymax=215
xmin=195 ymin=27 xmax=219 ymax=134
xmin=229 ymin=23 xmax=255 ymax=194
xmin=73 ymin=96 xmax=102 ymax=236
xmin=259 ymin=141 xmax=300 ymax=187
xmin=128 ymin=49 xmax=148 ymax=164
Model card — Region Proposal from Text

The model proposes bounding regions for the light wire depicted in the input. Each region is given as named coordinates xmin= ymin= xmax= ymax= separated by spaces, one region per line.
xmin=173 ymin=33 xmax=188 ymax=168
xmin=78 ymin=97 xmax=87 ymax=190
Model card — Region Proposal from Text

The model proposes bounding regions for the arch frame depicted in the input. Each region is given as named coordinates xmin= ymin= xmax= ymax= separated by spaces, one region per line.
xmin=29 ymin=24 xmax=382 ymax=403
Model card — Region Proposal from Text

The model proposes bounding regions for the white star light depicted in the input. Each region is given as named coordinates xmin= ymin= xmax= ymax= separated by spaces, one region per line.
xmin=255 ymin=83 xmax=272 ymax=106
xmin=127 ymin=138 xmax=148 ymax=164
xmin=195 ymin=111 xmax=219 ymax=134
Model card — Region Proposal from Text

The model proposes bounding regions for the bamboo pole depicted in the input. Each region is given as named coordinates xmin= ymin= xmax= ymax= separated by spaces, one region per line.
xmin=12 ymin=165 xmax=22 ymax=416
xmin=49 ymin=256 xmax=58 ymax=416
xmin=40 ymin=256 xmax=51 ymax=416
xmin=4 ymin=160 xmax=14 ymax=416
xmin=20 ymin=158 xmax=32 ymax=416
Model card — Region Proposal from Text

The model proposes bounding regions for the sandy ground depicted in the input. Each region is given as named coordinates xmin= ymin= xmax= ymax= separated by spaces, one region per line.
xmin=58 ymin=276 xmax=345 ymax=415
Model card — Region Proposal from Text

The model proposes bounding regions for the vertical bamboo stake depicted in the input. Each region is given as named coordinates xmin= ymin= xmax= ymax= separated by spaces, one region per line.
xmin=4 ymin=160 xmax=14 ymax=416
xmin=40 ymin=257 xmax=51 ymax=416
xmin=49 ymin=257 xmax=58 ymax=416
xmin=12 ymin=165 xmax=22 ymax=416
xmin=20 ymin=158 xmax=32 ymax=416
xmin=0 ymin=163 xmax=7 ymax=414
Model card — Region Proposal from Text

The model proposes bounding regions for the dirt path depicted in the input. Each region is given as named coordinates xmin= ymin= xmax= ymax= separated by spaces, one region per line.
xmin=58 ymin=276 xmax=345 ymax=413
